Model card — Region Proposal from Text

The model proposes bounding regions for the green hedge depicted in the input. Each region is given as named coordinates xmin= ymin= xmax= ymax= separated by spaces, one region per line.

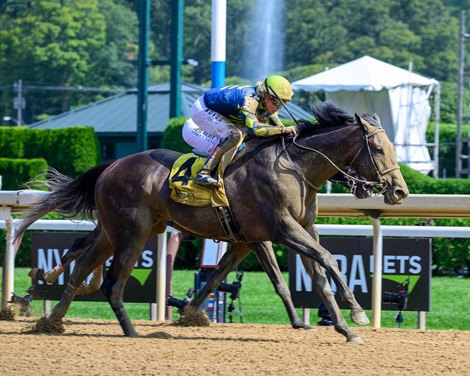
xmin=0 ymin=126 xmax=100 ymax=268
xmin=0 ymin=126 xmax=100 ymax=178
xmin=161 ymin=117 xmax=192 ymax=153
xmin=0 ymin=158 xmax=48 ymax=190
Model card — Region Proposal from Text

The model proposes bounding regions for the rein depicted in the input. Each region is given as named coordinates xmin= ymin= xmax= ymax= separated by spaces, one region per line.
xmin=283 ymin=127 xmax=399 ymax=194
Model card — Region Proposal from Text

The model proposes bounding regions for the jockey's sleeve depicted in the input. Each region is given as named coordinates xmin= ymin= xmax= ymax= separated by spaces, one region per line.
xmin=268 ymin=112 xmax=284 ymax=127
xmin=240 ymin=97 xmax=288 ymax=137
xmin=247 ymin=123 xmax=289 ymax=137
xmin=239 ymin=96 xmax=260 ymax=128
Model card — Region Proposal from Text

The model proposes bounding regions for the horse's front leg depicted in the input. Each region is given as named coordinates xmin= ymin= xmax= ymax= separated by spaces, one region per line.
xmin=182 ymin=243 xmax=250 ymax=322
xmin=278 ymin=219 xmax=368 ymax=326
xmin=299 ymin=225 xmax=365 ymax=343
xmin=250 ymin=242 xmax=310 ymax=329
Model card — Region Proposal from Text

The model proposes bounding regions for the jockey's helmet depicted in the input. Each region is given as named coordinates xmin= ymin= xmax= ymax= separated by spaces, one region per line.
xmin=264 ymin=75 xmax=293 ymax=103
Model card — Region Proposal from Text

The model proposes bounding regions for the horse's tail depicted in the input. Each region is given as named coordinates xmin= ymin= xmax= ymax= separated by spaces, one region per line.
xmin=15 ymin=163 xmax=111 ymax=241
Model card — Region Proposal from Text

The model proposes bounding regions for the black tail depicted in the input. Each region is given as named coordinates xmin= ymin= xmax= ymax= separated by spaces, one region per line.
xmin=14 ymin=163 xmax=111 ymax=241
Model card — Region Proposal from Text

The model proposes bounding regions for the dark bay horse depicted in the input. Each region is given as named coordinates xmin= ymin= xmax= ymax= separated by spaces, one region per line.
xmin=15 ymin=102 xmax=408 ymax=343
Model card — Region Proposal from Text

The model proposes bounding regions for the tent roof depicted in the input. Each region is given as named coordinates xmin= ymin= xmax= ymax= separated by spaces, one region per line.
xmin=28 ymin=83 xmax=312 ymax=134
xmin=292 ymin=55 xmax=439 ymax=92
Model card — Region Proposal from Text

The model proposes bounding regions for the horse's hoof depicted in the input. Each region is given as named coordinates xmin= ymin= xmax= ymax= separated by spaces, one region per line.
xmin=43 ymin=266 xmax=65 ymax=283
xmin=350 ymin=310 xmax=369 ymax=325
xmin=175 ymin=307 xmax=210 ymax=327
xmin=347 ymin=336 xmax=365 ymax=345
xmin=292 ymin=322 xmax=312 ymax=330
xmin=28 ymin=268 xmax=44 ymax=281
xmin=36 ymin=316 xmax=65 ymax=334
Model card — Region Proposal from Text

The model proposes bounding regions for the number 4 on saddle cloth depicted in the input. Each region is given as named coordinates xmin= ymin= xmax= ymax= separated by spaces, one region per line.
xmin=169 ymin=138 xmax=244 ymax=207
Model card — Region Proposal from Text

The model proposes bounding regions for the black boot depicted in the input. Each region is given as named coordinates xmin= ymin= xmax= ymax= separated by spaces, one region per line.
xmin=194 ymin=156 xmax=220 ymax=187
xmin=194 ymin=130 xmax=242 ymax=188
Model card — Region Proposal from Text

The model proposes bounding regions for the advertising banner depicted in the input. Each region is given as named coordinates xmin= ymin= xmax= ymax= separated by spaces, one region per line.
xmin=288 ymin=237 xmax=431 ymax=311
xmin=31 ymin=232 xmax=158 ymax=303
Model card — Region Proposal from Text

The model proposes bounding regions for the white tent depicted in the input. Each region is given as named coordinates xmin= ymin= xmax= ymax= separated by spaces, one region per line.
xmin=292 ymin=56 xmax=440 ymax=175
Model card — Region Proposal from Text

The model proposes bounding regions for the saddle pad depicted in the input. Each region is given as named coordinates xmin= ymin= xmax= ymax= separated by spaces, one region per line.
xmin=169 ymin=153 xmax=229 ymax=207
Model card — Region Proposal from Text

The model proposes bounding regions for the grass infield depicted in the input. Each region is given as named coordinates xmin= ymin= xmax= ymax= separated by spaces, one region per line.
xmin=2 ymin=268 xmax=469 ymax=330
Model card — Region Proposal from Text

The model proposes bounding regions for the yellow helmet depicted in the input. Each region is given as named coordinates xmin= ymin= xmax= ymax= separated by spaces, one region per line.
xmin=264 ymin=75 xmax=293 ymax=102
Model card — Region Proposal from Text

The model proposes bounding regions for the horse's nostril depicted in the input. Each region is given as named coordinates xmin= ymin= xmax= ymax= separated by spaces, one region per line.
xmin=395 ymin=189 xmax=408 ymax=200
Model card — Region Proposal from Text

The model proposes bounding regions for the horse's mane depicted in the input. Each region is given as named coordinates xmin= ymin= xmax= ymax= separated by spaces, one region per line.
xmin=295 ymin=101 xmax=356 ymax=133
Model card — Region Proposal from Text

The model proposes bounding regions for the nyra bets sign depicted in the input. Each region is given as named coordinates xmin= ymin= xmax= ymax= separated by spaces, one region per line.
xmin=288 ymin=237 xmax=431 ymax=311
xmin=31 ymin=232 xmax=158 ymax=303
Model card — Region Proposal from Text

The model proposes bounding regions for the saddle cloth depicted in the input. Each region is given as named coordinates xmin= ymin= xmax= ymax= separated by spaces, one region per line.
xmin=169 ymin=138 xmax=242 ymax=207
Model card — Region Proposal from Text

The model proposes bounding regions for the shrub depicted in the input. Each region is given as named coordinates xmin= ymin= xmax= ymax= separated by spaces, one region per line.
xmin=0 ymin=158 xmax=48 ymax=190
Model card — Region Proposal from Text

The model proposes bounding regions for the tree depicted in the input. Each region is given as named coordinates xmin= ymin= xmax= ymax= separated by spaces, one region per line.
xmin=0 ymin=0 xmax=139 ymax=123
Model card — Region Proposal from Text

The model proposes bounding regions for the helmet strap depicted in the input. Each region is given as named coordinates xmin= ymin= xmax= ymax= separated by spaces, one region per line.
xmin=264 ymin=80 xmax=301 ymax=126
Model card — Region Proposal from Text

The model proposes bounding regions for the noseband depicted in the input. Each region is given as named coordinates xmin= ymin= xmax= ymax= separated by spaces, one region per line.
xmin=286 ymin=127 xmax=400 ymax=194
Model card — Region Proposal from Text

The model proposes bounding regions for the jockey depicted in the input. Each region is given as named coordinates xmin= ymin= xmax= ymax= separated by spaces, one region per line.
xmin=182 ymin=75 xmax=298 ymax=188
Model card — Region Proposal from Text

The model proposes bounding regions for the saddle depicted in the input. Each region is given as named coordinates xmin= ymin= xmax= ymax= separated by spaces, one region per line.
xmin=169 ymin=139 xmax=243 ymax=207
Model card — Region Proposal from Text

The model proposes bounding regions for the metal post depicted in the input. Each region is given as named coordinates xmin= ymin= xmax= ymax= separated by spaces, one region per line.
xmin=418 ymin=311 xmax=426 ymax=330
xmin=456 ymin=11 xmax=465 ymax=178
xmin=156 ymin=233 xmax=167 ymax=321
xmin=211 ymin=0 xmax=226 ymax=88
xmin=44 ymin=300 xmax=51 ymax=316
xmin=433 ymin=84 xmax=441 ymax=178
xmin=370 ymin=216 xmax=383 ymax=329
xmin=1 ymin=213 xmax=14 ymax=310
xmin=137 ymin=0 xmax=150 ymax=152
xmin=15 ymin=79 xmax=24 ymax=126
xmin=170 ymin=0 xmax=184 ymax=118
xmin=302 ymin=308 xmax=311 ymax=326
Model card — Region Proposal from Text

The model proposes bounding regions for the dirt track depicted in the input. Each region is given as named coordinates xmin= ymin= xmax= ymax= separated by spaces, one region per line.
xmin=0 ymin=317 xmax=469 ymax=375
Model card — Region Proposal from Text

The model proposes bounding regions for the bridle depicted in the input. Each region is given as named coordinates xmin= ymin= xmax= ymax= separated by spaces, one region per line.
xmin=282 ymin=126 xmax=400 ymax=195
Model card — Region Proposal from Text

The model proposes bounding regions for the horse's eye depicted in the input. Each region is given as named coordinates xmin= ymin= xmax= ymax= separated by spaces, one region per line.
xmin=373 ymin=141 xmax=383 ymax=150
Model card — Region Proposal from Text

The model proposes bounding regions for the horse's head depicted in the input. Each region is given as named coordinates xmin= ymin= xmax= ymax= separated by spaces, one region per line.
xmin=351 ymin=113 xmax=409 ymax=205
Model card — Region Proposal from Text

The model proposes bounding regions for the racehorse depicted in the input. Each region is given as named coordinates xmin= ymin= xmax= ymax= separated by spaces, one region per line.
xmin=15 ymin=101 xmax=408 ymax=343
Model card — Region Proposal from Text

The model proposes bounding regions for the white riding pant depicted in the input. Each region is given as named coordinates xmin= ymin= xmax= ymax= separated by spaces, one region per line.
xmin=182 ymin=96 xmax=237 ymax=153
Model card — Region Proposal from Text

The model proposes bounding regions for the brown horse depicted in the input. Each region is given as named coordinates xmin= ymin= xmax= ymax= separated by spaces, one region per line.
xmin=15 ymin=101 xmax=408 ymax=343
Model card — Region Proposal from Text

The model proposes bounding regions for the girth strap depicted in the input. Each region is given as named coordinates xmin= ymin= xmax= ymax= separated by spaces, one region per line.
xmin=215 ymin=206 xmax=244 ymax=243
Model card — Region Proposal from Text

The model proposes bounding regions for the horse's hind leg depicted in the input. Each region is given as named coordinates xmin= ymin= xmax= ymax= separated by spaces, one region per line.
xmin=184 ymin=243 xmax=251 ymax=315
xmin=40 ymin=226 xmax=101 ymax=283
xmin=100 ymin=217 xmax=154 ymax=337
xmin=36 ymin=233 xmax=112 ymax=333
xmin=250 ymin=242 xmax=310 ymax=329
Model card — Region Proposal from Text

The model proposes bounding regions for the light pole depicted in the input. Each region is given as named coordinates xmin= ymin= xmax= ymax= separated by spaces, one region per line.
xmin=2 ymin=116 xmax=19 ymax=125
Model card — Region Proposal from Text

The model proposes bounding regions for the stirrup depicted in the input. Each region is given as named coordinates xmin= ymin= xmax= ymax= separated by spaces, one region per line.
xmin=194 ymin=173 xmax=220 ymax=188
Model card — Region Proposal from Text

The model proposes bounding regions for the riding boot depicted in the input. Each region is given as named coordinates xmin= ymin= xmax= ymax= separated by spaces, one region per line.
xmin=194 ymin=154 xmax=220 ymax=187
xmin=194 ymin=130 xmax=242 ymax=188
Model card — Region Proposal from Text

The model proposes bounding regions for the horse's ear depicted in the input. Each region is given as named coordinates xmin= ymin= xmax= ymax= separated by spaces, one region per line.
xmin=355 ymin=113 xmax=375 ymax=133
xmin=373 ymin=113 xmax=382 ymax=127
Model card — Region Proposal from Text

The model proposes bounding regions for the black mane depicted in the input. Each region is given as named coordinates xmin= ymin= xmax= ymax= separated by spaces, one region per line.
xmin=296 ymin=101 xmax=356 ymax=132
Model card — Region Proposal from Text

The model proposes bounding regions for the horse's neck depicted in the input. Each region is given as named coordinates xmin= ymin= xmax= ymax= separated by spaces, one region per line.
xmin=288 ymin=126 xmax=362 ymax=184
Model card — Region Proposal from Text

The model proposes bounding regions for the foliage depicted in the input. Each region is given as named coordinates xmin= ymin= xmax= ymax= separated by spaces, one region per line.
xmin=0 ymin=158 xmax=48 ymax=190
xmin=0 ymin=0 xmax=136 ymax=124
xmin=427 ymin=122 xmax=468 ymax=178
xmin=161 ymin=117 xmax=191 ymax=153
xmin=0 ymin=126 xmax=100 ymax=178
xmin=0 ymin=0 xmax=466 ymax=124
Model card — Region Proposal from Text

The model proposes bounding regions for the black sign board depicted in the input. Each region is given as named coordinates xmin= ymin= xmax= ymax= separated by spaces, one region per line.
xmin=31 ymin=232 xmax=158 ymax=303
xmin=288 ymin=237 xmax=431 ymax=311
